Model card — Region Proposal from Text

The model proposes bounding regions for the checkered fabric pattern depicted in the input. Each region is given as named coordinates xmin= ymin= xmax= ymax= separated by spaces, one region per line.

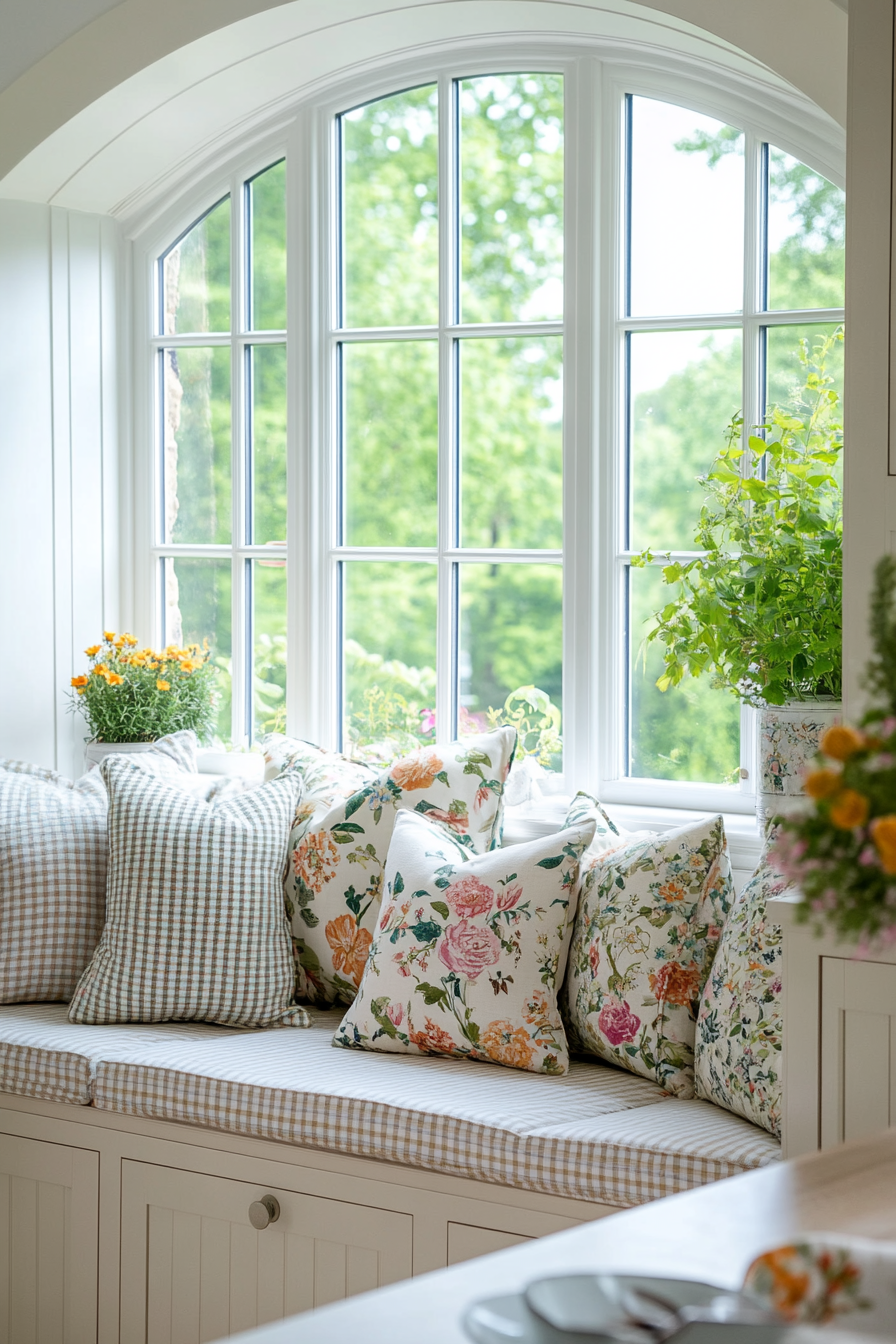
xmin=0 ymin=760 xmax=108 ymax=1003
xmin=88 ymin=1011 xmax=779 ymax=1207
xmin=69 ymin=758 xmax=311 ymax=1028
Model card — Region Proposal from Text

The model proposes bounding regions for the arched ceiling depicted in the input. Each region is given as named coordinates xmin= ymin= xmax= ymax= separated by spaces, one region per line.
xmin=0 ymin=0 xmax=847 ymax=223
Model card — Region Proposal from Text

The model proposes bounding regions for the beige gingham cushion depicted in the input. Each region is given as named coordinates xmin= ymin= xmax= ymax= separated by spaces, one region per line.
xmin=0 ymin=1003 xmax=239 ymax=1104
xmin=90 ymin=1012 xmax=779 ymax=1206
xmin=0 ymin=760 xmax=108 ymax=1003
xmin=69 ymin=759 xmax=311 ymax=1028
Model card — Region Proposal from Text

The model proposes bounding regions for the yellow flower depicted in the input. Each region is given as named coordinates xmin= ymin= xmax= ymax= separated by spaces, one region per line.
xmin=156 ymin=679 xmax=171 ymax=691
xmin=71 ymin=675 xmax=89 ymax=688
xmin=180 ymin=659 xmax=196 ymax=673
xmin=106 ymin=672 xmax=124 ymax=686
xmin=871 ymin=816 xmax=896 ymax=874
xmin=821 ymin=724 xmax=866 ymax=762
xmin=84 ymin=645 xmax=101 ymax=658
xmin=829 ymin=789 xmax=869 ymax=830
xmin=804 ymin=768 xmax=842 ymax=801
xmin=123 ymin=634 xmax=138 ymax=646
xmin=103 ymin=630 xmax=116 ymax=642
xmin=114 ymin=635 xmax=125 ymax=648
xmin=76 ymin=687 xmax=86 ymax=696
xmin=92 ymin=664 xmax=109 ymax=678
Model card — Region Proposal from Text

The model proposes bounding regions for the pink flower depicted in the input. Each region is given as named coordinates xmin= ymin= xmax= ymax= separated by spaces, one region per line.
xmin=597 ymin=996 xmax=641 ymax=1047
xmin=387 ymin=1003 xmax=404 ymax=1027
xmin=438 ymin=920 xmax=501 ymax=979
xmin=420 ymin=708 xmax=436 ymax=735
xmin=497 ymin=881 xmax=522 ymax=911
xmin=589 ymin=943 xmax=601 ymax=978
xmin=445 ymin=874 xmax=495 ymax=918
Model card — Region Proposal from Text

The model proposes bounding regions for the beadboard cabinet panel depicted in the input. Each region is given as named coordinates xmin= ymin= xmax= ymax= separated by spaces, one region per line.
xmin=820 ymin=958 xmax=896 ymax=1149
xmin=0 ymin=1132 xmax=99 ymax=1344
xmin=119 ymin=1160 xmax=413 ymax=1344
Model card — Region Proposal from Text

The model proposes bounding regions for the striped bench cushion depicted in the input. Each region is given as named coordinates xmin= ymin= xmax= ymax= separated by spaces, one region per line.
xmin=0 ymin=1006 xmax=780 ymax=1205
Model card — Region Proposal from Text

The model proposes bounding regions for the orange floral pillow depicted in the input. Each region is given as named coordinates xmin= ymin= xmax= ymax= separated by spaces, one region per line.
xmin=562 ymin=816 xmax=733 ymax=1098
xmin=335 ymin=809 xmax=595 ymax=1074
xmin=283 ymin=729 xmax=516 ymax=1006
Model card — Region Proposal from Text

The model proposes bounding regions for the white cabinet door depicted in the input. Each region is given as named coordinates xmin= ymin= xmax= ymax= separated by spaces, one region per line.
xmin=0 ymin=1131 xmax=99 ymax=1344
xmin=119 ymin=1160 xmax=413 ymax=1344
xmin=447 ymin=1222 xmax=532 ymax=1266
xmin=821 ymin=958 xmax=896 ymax=1147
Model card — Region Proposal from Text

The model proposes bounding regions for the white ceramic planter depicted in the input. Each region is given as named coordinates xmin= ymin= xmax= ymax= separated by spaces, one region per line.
xmin=84 ymin=741 xmax=156 ymax=771
xmin=756 ymin=699 xmax=842 ymax=828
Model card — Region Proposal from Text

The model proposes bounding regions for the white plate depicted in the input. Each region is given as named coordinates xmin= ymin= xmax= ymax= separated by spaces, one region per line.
xmin=525 ymin=1274 xmax=729 ymax=1336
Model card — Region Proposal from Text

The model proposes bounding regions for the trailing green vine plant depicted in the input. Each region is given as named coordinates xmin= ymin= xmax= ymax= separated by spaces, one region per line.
xmin=633 ymin=328 xmax=843 ymax=708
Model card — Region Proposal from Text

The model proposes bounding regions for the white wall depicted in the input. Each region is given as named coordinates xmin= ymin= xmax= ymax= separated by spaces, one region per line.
xmin=0 ymin=201 xmax=122 ymax=774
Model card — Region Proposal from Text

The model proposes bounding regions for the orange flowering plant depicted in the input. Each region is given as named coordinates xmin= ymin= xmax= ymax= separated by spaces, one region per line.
xmin=772 ymin=557 xmax=896 ymax=943
xmin=69 ymin=632 xmax=216 ymax=743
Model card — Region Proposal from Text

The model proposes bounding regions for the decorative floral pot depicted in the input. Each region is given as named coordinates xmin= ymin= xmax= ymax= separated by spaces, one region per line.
xmin=84 ymin=741 xmax=156 ymax=771
xmin=756 ymin=699 xmax=842 ymax=828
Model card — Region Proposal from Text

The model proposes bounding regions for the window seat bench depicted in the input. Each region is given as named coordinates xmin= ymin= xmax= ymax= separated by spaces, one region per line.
xmin=0 ymin=1004 xmax=779 ymax=1343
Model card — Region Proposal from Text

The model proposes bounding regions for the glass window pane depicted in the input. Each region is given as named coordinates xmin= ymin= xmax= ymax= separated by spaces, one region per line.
xmin=460 ymin=74 xmax=564 ymax=324
xmin=344 ymin=342 xmax=438 ymax=547
xmin=459 ymin=563 xmax=562 ymax=771
xmin=163 ymin=557 xmax=232 ymax=740
xmin=461 ymin=335 xmax=562 ymax=549
xmin=629 ymin=330 xmax=741 ymax=553
xmin=342 ymin=86 xmax=438 ymax=329
xmin=254 ymin=560 xmax=287 ymax=738
xmin=766 ymin=324 xmax=844 ymax=423
xmin=161 ymin=197 xmax=230 ymax=335
xmin=767 ymin=149 xmax=844 ymax=311
xmin=629 ymin=99 xmax=744 ymax=317
xmin=163 ymin=347 xmax=231 ymax=544
xmin=629 ymin=565 xmax=739 ymax=784
xmin=251 ymin=344 xmax=287 ymax=545
xmin=250 ymin=160 xmax=287 ymax=331
xmin=343 ymin=561 xmax=437 ymax=762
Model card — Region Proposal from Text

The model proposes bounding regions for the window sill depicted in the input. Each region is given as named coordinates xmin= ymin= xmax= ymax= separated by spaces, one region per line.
xmin=502 ymin=797 xmax=763 ymax=881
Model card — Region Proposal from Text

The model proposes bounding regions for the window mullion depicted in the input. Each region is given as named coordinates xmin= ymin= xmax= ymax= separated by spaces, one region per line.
xmin=436 ymin=72 xmax=459 ymax=742
xmin=229 ymin=178 xmax=248 ymax=744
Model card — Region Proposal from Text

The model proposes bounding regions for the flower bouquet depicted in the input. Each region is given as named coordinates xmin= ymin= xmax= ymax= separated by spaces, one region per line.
xmin=70 ymin=631 xmax=217 ymax=743
xmin=772 ymin=556 xmax=896 ymax=944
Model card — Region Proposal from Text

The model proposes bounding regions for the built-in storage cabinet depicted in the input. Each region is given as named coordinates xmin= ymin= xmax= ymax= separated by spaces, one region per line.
xmin=119 ymin=1161 xmax=413 ymax=1343
xmin=820 ymin=958 xmax=896 ymax=1148
xmin=447 ymin=1223 xmax=532 ymax=1266
xmin=0 ymin=1132 xmax=99 ymax=1344
xmin=780 ymin=898 xmax=896 ymax=1157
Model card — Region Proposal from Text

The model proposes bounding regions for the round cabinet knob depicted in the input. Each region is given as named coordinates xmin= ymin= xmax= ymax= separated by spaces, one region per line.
xmin=248 ymin=1195 xmax=281 ymax=1230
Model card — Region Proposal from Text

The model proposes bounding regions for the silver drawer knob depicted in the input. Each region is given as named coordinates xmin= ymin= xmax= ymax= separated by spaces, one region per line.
xmin=248 ymin=1195 xmax=281 ymax=1230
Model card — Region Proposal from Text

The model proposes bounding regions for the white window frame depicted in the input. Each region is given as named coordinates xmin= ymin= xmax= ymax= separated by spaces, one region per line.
xmin=131 ymin=39 xmax=844 ymax=817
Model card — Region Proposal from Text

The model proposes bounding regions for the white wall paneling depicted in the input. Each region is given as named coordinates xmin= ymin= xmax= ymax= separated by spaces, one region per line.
xmin=0 ymin=200 xmax=122 ymax=774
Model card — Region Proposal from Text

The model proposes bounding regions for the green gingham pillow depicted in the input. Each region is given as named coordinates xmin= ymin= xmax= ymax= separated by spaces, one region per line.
xmin=284 ymin=728 xmax=516 ymax=1006
xmin=69 ymin=756 xmax=310 ymax=1028
xmin=0 ymin=760 xmax=108 ymax=1002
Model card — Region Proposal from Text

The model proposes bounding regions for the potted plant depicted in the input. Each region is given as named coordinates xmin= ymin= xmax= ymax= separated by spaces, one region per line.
xmin=634 ymin=329 xmax=843 ymax=824
xmin=71 ymin=631 xmax=217 ymax=765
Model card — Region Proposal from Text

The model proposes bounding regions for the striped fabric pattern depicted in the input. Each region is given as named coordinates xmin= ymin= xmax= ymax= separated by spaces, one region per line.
xmin=0 ymin=761 xmax=108 ymax=1003
xmin=69 ymin=758 xmax=311 ymax=1028
xmin=88 ymin=1012 xmax=779 ymax=1207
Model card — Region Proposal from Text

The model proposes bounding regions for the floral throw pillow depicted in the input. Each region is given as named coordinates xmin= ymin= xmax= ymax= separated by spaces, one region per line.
xmin=694 ymin=837 xmax=789 ymax=1136
xmin=562 ymin=815 xmax=733 ymax=1098
xmin=284 ymin=728 xmax=516 ymax=1006
xmin=334 ymin=809 xmax=596 ymax=1074
xmin=262 ymin=735 xmax=377 ymax=801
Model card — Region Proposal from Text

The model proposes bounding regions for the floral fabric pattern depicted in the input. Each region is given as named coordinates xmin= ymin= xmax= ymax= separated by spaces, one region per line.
xmin=335 ymin=809 xmax=595 ymax=1074
xmin=563 ymin=816 xmax=733 ymax=1098
xmin=694 ymin=838 xmax=788 ymax=1137
xmin=743 ymin=1238 xmax=894 ymax=1327
xmin=282 ymin=728 xmax=517 ymax=1006
xmin=262 ymin=736 xmax=377 ymax=801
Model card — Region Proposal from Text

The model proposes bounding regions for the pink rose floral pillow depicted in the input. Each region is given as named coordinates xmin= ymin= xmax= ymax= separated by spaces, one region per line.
xmin=334 ymin=809 xmax=596 ymax=1074
xmin=562 ymin=815 xmax=733 ymax=1098
xmin=283 ymin=729 xmax=516 ymax=1006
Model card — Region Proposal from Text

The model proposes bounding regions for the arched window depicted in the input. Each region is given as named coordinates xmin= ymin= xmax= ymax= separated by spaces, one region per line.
xmin=147 ymin=51 xmax=844 ymax=812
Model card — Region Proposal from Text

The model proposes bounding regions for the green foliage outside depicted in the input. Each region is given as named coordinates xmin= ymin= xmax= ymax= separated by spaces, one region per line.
xmin=165 ymin=93 xmax=845 ymax=785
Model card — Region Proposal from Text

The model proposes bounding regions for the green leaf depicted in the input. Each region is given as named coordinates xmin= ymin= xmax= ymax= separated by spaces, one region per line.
xmin=415 ymin=983 xmax=449 ymax=1007
xmin=431 ymin=900 xmax=450 ymax=920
